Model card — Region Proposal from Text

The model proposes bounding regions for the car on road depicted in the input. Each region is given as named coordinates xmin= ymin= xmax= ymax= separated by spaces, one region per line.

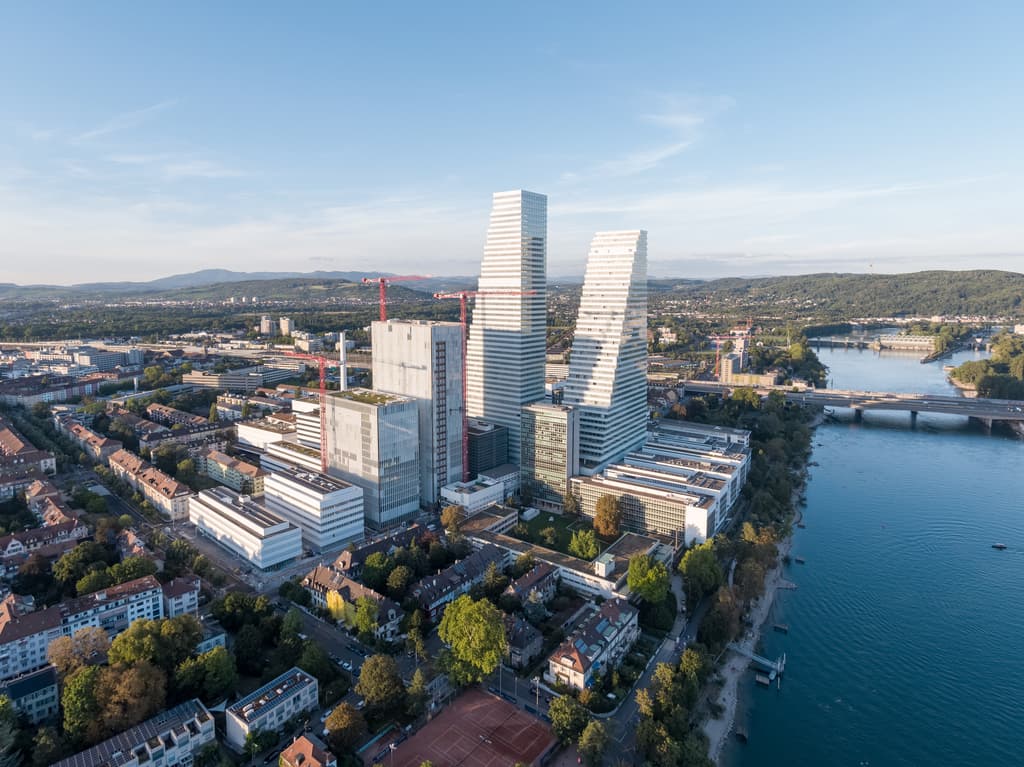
xmin=342 ymin=660 xmax=353 ymax=671
xmin=355 ymin=698 xmax=366 ymax=710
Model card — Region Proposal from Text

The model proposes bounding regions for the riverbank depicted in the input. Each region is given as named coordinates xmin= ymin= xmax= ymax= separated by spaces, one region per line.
xmin=703 ymin=533 xmax=794 ymax=764
xmin=946 ymin=373 xmax=978 ymax=397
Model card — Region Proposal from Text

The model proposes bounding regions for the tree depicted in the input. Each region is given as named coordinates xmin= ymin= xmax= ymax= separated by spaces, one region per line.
xmin=108 ymin=616 xmax=202 ymax=674
xmin=548 ymin=695 xmax=589 ymax=743
xmin=53 ymin=542 xmax=110 ymax=590
xmin=679 ymin=541 xmax=723 ymax=605
xmin=540 ymin=526 xmax=558 ymax=546
xmin=47 ymin=625 xmax=110 ymax=679
xmin=593 ymin=495 xmax=623 ymax=538
xmin=562 ymin=492 xmax=580 ymax=516
xmin=96 ymin=661 xmax=167 ymax=739
xmin=578 ymin=720 xmax=608 ymax=767
xmin=234 ymin=624 xmax=264 ymax=676
xmin=627 ymin=554 xmax=670 ymax=604
xmin=62 ymin=665 xmax=102 ymax=744
xmin=0 ymin=696 xmax=20 ymax=767
xmin=325 ymin=702 xmax=368 ymax=753
xmin=353 ymin=596 xmax=379 ymax=638
xmin=208 ymin=403 xmax=218 ymax=422
xmin=298 ymin=642 xmax=336 ymax=689
xmin=355 ymin=655 xmax=405 ymax=711
xmin=440 ymin=504 xmax=464 ymax=534
xmin=361 ymin=552 xmax=392 ymax=592
xmin=406 ymin=667 xmax=428 ymax=717
xmin=511 ymin=552 xmax=536 ymax=579
xmin=386 ymin=565 xmax=413 ymax=599
xmin=568 ymin=529 xmax=599 ymax=560
xmin=31 ymin=726 xmax=69 ymax=767
xmin=482 ymin=561 xmax=508 ymax=601
xmin=437 ymin=595 xmax=507 ymax=684
xmin=406 ymin=627 xmax=427 ymax=663
xmin=175 ymin=646 xmax=238 ymax=702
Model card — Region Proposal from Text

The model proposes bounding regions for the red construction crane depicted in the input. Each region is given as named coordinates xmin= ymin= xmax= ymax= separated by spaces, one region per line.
xmin=433 ymin=289 xmax=537 ymax=481
xmin=284 ymin=352 xmax=333 ymax=473
xmin=362 ymin=275 xmax=432 ymax=322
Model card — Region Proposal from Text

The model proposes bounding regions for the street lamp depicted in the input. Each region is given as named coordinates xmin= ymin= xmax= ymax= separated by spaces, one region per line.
xmin=533 ymin=677 xmax=540 ymax=710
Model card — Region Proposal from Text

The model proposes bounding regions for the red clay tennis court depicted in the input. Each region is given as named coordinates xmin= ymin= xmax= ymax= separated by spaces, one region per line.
xmin=367 ymin=688 xmax=557 ymax=767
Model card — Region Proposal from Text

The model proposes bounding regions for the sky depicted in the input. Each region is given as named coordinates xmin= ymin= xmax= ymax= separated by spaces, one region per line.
xmin=2 ymin=1 xmax=1023 ymax=284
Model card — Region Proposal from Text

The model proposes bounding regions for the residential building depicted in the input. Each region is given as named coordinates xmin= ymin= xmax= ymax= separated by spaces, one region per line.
xmin=300 ymin=566 xmax=403 ymax=640
xmin=545 ymin=598 xmax=639 ymax=691
xmin=0 ymin=520 xmax=88 ymax=578
xmin=439 ymin=476 xmax=505 ymax=515
xmin=280 ymin=734 xmax=337 ymax=767
xmin=161 ymin=577 xmax=201 ymax=618
xmin=324 ymin=389 xmax=419 ymax=529
xmin=372 ymin=319 xmax=465 ymax=505
xmin=520 ymin=403 xmax=579 ymax=506
xmin=260 ymin=315 xmax=274 ymax=335
xmin=110 ymin=447 xmax=193 ymax=522
xmin=236 ymin=418 xmax=297 ymax=450
xmin=467 ymin=419 xmax=508 ymax=476
xmin=58 ymin=418 xmax=122 ymax=462
xmin=188 ymin=487 xmax=303 ymax=570
xmin=0 ymin=665 xmax=58 ymax=724
xmin=197 ymin=448 xmax=266 ymax=495
xmin=465 ymin=190 xmax=548 ymax=466
xmin=280 ymin=317 xmax=295 ymax=337
xmin=146 ymin=403 xmax=209 ymax=428
xmin=263 ymin=465 xmax=364 ymax=552
xmin=505 ymin=562 xmax=558 ymax=605
xmin=505 ymin=615 xmax=543 ymax=670
xmin=409 ymin=544 xmax=504 ymax=622
xmin=563 ymin=230 xmax=649 ymax=475
xmin=330 ymin=526 xmax=422 ymax=578
xmin=52 ymin=698 xmax=215 ymax=767
xmin=225 ymin=668 xmax=318 ymax=750
xmin=0 ymin=575 xmax=166 ymax=680
xmin=0 ymin=416 xmax=56 ymax=475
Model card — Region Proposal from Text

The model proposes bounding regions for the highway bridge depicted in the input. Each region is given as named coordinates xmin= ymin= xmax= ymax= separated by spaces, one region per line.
xmin=679 ymin=380 xmax=1024 ymax=425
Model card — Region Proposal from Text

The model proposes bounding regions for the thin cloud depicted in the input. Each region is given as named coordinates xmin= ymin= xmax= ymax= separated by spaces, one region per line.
xmin=74 ymin=100 xmax=178 ymax=143
xmin=107 ymin=153 xmax=243 ymax=180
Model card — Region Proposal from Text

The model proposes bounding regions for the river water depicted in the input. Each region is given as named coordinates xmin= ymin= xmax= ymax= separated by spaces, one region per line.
xmin=724 ymin=347 xmax=1024 ymax=767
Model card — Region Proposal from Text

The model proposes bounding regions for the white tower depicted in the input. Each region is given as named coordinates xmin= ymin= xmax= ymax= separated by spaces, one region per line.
xmin=563 ymin=230 xmax=648 ymax=475
xmin=465 ymin=190 xmax=547 ymax=466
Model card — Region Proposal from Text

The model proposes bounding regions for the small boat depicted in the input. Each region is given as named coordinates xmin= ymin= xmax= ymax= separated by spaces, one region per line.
xmin=992 ymin=543 xmax=1008 ymax=550
xmin=735 ymin=727 xmax=749 ymax=743
xmin=795 ymin=557 xmax=806 ymax=564
xmin=797 ymin=522 xmax=806 ymax=529
xmin=755 ymin=675 xmax=771 ymax=687
xmin=773 ymin=623 xmax=789 ymax=634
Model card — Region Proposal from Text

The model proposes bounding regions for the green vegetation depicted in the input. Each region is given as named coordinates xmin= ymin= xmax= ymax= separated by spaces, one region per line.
xmin=627 ymin=554 xmax=670 ymax=604
xmin=592 ymin=494 xmax=623 ymax=538
xmin=951 ymin=332 xmax=1024 ymax=399
xmin=651 ymin=270 xmax=1024 ymax=320
xmin=547 ymin=695 xmax=589 ymax=744
xmin=437 ymin=594 xmax=507 ymax=685
xmin=634 ymin=649 xmax=714 ymax=767
xmin=567 ymin=528 xmax=599 ymax=560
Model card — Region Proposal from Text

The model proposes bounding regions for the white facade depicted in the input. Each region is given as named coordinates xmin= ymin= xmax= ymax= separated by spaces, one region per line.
xmin=225 ymin=668 xmax=318 ymax=751
xmin=324 ymin=389 xmax=420 ymax=529
xmin=262 ymin=440 xmax=323 ymax=474
xmin=372 ymin=320 xmax=464 ymax=504
xmin=440 ymin=477 xmax=505 ymax=515
xmin=236 ymin=419 xmax=297 ymax=450
xmin=292 ymin=398 xmax=322 ymax=450
xmin=263 ymin=465 xmax=364 ymax=552
xmin=563 ymin=231 xmax=648 ymax=475
xmin=466 ymin=190 xmax=547 ymax=466
xmin=188 ymin=487 xmax=302 ymax=570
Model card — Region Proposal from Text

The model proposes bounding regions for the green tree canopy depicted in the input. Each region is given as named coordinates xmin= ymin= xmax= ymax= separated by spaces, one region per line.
xmin=578 ymin=720 xmax=608 ymax=767
xmin=437 ymin=595 xmax=507 ymax=685
xmin=107 ymin=615 xmax=202 ymax=674
xmin=354 ymin=655 xmax=405 ymax=711
xmin=679 ymin=541 xmax=723 ymax=605
xmin=548 ymin=695 xmax=589 ymax=744
xmin=627 ymin=554 xmax=670 ymax=604
xmin=568 ymin=529 xmax=599 ymax=560
xmin=440 ymin=504 xmax=465 ymax=534
xmin=325 ymin=702 xmax=367 ymax=753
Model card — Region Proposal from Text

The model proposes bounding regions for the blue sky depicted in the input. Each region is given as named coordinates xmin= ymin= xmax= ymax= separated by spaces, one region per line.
xmin=2 ymin=1 xmax=1022 ymax=284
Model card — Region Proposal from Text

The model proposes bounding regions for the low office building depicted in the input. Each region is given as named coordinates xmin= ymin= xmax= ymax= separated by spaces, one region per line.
xmin=189 ymin=487 xmax=302 ymax=570
xmin=225 ymin=668 xmax=318 ymax=751
xmin=53 ymin=698 xmax=215 ymax=767
xmin=197 ymin=448 xmax=266 ymax=495
xmin=236 ymin=418 xmax=297 ymax=450
xmin=409 ymin=544 xmax=504 ymax=622
xmin=264 ymin=465 xmax=364 ymax=552
xmin=478 ymin=464 xmax=520 ymax=500
xmin=545 ymin=598 xmax=639 ymax=691
xmin=183 ymin=365 xmax=295 ymax=393
xmin=301 ymin=565 xmax=403 ymax=640
xmin=0 ymin=665 xmax=59 ymax=724
xmin=439 ymin=476 xmax=505 ymax=516
xmin=262 ymin=440 xmax=323 ymax=474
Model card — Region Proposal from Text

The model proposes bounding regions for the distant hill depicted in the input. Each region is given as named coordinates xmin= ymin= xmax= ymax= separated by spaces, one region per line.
xmin=650 ymin=270 xmax=1024 ymax=319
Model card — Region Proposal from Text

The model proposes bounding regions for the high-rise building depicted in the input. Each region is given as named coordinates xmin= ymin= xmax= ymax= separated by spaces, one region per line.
xmin=563 ymin=230 xmax=648 ymax=475
xmin=324 ymin=389 xmax=419 ymax=529
xmin=466 ymin=190 xmax=547 ymax=466
xmin=279 ymin=316 xmax=294 ymax=336
xmin=260 ymin=315 xmax=273 ymax=335
xmin=520 ymin=403 xmax=579 ymax=506
xmin=467 ymin=418 xmax=508 ymax=476
xmin=371 ymin=320 xmax=464 ymax=505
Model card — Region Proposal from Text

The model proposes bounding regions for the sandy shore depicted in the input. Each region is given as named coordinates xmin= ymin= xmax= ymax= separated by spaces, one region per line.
xmin=703 ymin=533 xmax=795 ymax=765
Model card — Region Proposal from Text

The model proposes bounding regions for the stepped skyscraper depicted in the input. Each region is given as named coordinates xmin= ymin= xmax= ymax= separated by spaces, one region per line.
xmin=466 ymin=190 xmax=547 ymax=466
xmin=563 ymin=230 xmax=648 ymax=475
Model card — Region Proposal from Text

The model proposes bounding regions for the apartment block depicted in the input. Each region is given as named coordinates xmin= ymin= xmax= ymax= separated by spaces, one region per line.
xmin=225 ymin=668 xmax=318 ymax=750
xmin=545 ymin=599 xmax=639 ymax=691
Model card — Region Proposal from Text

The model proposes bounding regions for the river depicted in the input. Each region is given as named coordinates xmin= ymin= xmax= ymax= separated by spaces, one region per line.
xmin=723 ymin=347 xmax=1024 ymax=767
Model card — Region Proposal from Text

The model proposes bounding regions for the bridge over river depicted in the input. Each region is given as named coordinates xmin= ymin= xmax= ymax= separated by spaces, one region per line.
xmin=679 ymin=381 xmax=1024 ymax=427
